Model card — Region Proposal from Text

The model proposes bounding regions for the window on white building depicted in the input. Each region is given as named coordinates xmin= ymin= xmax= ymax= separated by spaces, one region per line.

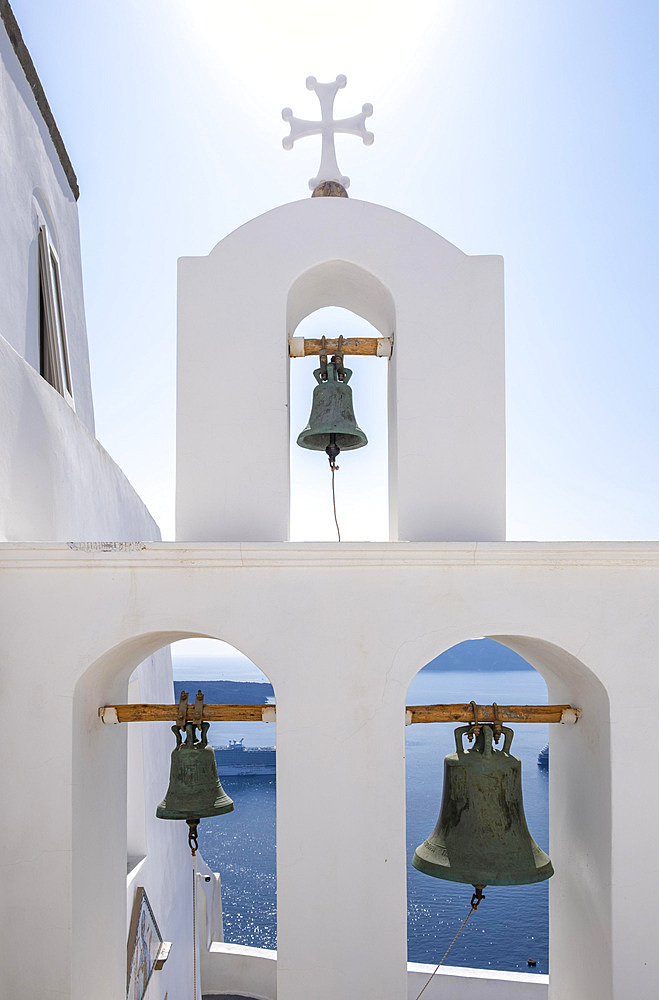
xmin=38 ymin=225 xmax=73 ymax=404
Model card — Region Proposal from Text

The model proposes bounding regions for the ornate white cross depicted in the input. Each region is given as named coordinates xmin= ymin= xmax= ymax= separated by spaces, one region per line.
xmin=282 ymin=75 xmax=374 ymax=191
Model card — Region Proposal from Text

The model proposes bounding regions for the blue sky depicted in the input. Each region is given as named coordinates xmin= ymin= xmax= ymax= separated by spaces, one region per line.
xmin=11 ymin=0 xmax=659 ymax=542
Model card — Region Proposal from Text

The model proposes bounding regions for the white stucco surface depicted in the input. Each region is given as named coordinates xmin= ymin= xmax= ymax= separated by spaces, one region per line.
xmin=176 ymin=198 xmax=504 ymax=543
xmin=0 ymin=339 xmax=197 ymax=996
xmin=407 ymin=962 xmax=549 ymax=999
xmin=201 ymin=942 xmax=277 ymax=999
xmin=0 ymin=335 xmax=161 ymax=541
xmin=0 ymin=17 xmax=198 ymax=999
xmin=0 ymin=23 xmax=94 ymax=430
xmin=0 ymin=541 xmax=655 ymax=1000
xmin=199 ymin=949 xmax=549 ymax=1000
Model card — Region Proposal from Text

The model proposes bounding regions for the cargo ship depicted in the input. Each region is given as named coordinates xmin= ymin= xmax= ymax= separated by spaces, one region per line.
xmin=214 ymin=738 xmax=276 ymax=775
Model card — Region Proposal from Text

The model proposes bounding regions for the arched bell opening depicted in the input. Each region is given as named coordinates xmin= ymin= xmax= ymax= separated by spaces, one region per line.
xmin=489 ymin=634 xmax=613 ymax=1000
xmin=289 ymin=305 xmax=389 ymax=540
xmin=403 ymin=633 xmax=612 ymax=1000
xmin=171 ymin=637 xmax=277 ymax=952
xmin=71 ymin=630 xmax=278 ymax=1000
xmin=404 ymin=638 xmax=551 ymax=975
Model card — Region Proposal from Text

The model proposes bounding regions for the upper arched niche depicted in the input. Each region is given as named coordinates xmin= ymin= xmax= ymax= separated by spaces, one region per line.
xmin=287 ymin=260 xmax=395 ymax=338
xmin=177 ymin=197 xmax=504 ymax=543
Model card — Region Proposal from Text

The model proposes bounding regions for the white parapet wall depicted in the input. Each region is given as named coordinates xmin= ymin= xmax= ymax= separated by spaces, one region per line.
xmin=201 ymin=942 xmax=278 ymax=1000
xmin=407 ymin=963 xmax=549 ymax=999
xmin=199 ymin=950 xmax=548 ymax=1000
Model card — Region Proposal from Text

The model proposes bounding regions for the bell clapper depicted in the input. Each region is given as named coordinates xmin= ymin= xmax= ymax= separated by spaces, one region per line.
xmin=325 ymin=432 xmax=340 ymax=470
xmin=471 ymin=885 xmax=485 ymax=908
xmin=187 ymin=818 xmax=200 ymax=857
xmin=326 ymin=433 xmax=342 ymax=541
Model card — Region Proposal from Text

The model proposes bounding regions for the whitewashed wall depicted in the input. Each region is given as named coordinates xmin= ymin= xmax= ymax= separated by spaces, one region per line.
xmin=0 ymin=15 xmax=194 ymax=998
xmin=0 ymin=541 xmax=654 ymax=1000
xmin=0 ymin=20 xmax=94 ymax=431
xmin=0 ymin=336 xmax=160 ymax=541
xmin=201 ymin=942 xmax=277 ymax=999
xmin=177 ymin=199 xmax=505 ymax=543
xmin=0 ymin=337 xmax=196 ymax=991
xmin=406 ymin=963 xmax=548 ymax=999
xmin=200 ymin=933 xmax=549 ymax=1000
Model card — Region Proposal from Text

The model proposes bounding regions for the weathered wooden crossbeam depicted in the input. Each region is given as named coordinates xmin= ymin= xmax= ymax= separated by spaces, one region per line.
xmin=288 ymin=336 xmax=393 ymax=357
xmin=99 ymin=703 xmax=275 ymax=724
xmin=99 ymin=703 xmax=578 ymax=725
xmin=405 ymin=704 xmax=578 ymax=725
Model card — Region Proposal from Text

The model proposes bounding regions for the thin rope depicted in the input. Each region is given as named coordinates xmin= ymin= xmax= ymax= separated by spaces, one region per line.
xmin=331 ymin=464 xmax=341 ymax=542
xmin=412 ymin=895 xmax=482 ymax=1000
xmin=192 ymin=850 xmax=197 ymax=1000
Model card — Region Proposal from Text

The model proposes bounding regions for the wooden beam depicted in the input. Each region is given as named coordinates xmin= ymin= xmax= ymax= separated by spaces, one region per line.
xmin=99 ymin=702 xmax=578 ymax=725
xmin=288 ymin=336 xmax=392 ymax=358
xmin=99 ymin=703 xmax=273 ymax=724
xmin=405 ymin=704 xmax=578 ymax=725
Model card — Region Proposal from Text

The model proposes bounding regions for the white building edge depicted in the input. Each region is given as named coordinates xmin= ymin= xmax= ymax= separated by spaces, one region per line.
xmin=0 ymin=5 xmax=656 ymax=999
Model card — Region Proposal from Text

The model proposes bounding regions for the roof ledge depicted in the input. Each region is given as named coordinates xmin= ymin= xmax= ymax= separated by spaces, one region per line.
xmin=1 ymin=0 xmax=79 ymax=200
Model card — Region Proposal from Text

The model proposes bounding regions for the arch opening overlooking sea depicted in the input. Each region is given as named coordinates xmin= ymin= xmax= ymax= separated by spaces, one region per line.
xmin=171 ymin=637 xmax=278 ymax=951
xmin=405 ymin=638 xmax=550 ymax=975
xmin=165 ymin=634 xmax=552 ymax=971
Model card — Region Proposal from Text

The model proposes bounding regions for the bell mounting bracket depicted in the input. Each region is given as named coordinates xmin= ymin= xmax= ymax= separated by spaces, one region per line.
xmin=176 ymin=690 xmax=189 ymax=730
xmin=317 ymin=335 xmax=346 ymax=382
xmin=174 ymin=689 xmax=205 ymax=732
xmin=192 ymin=690 xmax=205 ymax=727
xmin=333 ymin=335 xmax=346 ymax=380
xmin=319 ymin=336 xmax=328 ymax=380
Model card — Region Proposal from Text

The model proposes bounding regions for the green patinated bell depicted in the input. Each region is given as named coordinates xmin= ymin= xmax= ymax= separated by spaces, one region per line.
xmin=297 ymin=362 xmax=368 ymax=452
xmin=412 ymin=725 xmax=553 ymax=887
xmin=156 ymin=722 xmax=234 ymax=822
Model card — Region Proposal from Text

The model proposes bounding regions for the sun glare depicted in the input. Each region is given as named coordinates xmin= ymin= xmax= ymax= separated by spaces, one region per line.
xmin=171 ymin=0 xmax=454 ymax=117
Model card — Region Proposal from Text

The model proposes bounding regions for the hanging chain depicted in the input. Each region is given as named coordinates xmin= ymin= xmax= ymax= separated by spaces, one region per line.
xmin=330 ymin=462 xmax=341 ymax=541
xmin=412 ymin=887 xmax=485 ymax=1000
xmin=321 ymin=338 xmax=345 ymax=544
xmin=187 ymin=819 xmax=199 ymax=1000
xmin=192 ymin=850 xmax=197 ymax=1000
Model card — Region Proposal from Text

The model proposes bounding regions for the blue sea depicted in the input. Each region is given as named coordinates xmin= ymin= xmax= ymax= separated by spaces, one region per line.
xmin=175 ymin=640 xmax=549 ymax=974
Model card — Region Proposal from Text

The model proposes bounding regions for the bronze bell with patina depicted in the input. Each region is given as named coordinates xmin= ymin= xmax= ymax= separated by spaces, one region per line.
xmin=156 ymin=721 xmax=234 ymax=822
xmin=297 ymin=359 xmax=367 ymax=459
xmin=412 ymin=724 xmax=553 ymax=887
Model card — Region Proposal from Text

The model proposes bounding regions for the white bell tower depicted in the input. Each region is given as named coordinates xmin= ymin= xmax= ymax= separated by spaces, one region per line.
xmin=176 ymin=80 xmax=505 ymax=543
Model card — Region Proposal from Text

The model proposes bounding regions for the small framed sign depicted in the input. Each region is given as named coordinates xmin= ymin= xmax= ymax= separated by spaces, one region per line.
xmin=127 ymin=887 xmax=163 ymax=1000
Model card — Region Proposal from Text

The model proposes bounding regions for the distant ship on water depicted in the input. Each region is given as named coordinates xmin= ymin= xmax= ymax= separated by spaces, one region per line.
xmin=214 ymin=738 xmax=276 ymax=775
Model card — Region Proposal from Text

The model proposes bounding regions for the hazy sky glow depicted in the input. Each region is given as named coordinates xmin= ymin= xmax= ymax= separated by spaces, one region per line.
xmin=10 ymin=0 xmax=659 ymax=541
xmin=172 ymin=636 xmax=270 ymax=682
